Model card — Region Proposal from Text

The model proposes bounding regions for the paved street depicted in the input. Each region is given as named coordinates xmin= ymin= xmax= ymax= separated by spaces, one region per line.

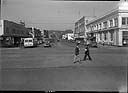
xmin=0 ymin=40 xmax=127 ymax=92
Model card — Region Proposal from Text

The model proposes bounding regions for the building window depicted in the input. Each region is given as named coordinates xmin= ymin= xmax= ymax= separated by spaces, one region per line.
xmin=6 ymin=27 xmax=9 ymax=34
xmin=91 ymin=26 xmax=94 ymax=31
xmin=13 ymin=29 xmax=16 ymax=34
xmin=122 ymin=17 xmax=126 ymax=25
xmin=127 ymin=18 xmax=128 ymax=25
xmin=122 ymin=17 xmax=128 ymax=25
xmin=86 ymin=20 xmax=88 ymax=23
xmin=110 ymin=20 xmax=113 ymax=27
xmin=104 ymin=32 xmax=107 ymax=40
xmin=95 ymin=25 xmax=96 ymax=30
xmin=97 ymin=24 xmax=98 ymax=30
xmin=110 ymin=31 xmax=114 ymax=41
xmin=114 ymin=18 xmax=118 ymax=27
xmin=100 ymin=33 xmax=102 ymax=40
xmin=99 ymin=23 xmax=102 ymax=30
xmin=103 ymin=21 xmax=107 ymax=29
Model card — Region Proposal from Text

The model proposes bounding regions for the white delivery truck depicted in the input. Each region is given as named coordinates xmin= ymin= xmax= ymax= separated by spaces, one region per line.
xmin=24 ymin=38 xmax=37 ymax=48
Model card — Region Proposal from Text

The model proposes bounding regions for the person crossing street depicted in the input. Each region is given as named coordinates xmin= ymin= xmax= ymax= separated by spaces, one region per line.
xmin=73 ymin=43 xmax=81 ymax=63
xmin=83 ymin=44 xmax=92 ymax=61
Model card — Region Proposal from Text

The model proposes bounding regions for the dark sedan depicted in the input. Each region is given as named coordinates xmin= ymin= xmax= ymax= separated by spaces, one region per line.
xmin=89 ymin=41 xmax=98 ymax=48
xmin=43 ymin=42 xmax=52 ymax=47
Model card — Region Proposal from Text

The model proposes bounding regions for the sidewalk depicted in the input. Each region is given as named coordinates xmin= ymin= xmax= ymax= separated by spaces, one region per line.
xmin=97 ymin=44 xmax=116 ymax=48
xmin=97 ymin=44 xmax=128 ymax=49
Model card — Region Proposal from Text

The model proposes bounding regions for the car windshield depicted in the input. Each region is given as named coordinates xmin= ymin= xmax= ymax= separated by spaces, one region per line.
xmin=25 ymin=40 xmax=28 ymax=42
xmin=29 ymin=40 xmax=32 ymax=42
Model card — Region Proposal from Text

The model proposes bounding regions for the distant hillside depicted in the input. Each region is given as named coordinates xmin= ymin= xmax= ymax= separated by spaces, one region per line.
xmin=47 ymin=29 xmax=73 ymax=39
xmin=64 ymin=29 xmax=73 ymax=34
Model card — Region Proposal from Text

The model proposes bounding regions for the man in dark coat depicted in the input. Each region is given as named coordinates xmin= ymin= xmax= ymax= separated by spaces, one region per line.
xmin=83 ymin=44 xmax=92 ymax=61
xmin=73 ymin=43 xmax=81 ymax=63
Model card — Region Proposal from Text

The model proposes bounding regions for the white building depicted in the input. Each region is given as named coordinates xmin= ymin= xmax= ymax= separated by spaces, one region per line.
xmin=74 ymin=16 xmax=95 ymax=41
xmin=67 ymin=33 xmax=74 ymax=40
xmin=86 ymin=2 xmax=128 ymax=46
xmin=62 ymin=34 xmax=67 ymax=39
xmin=62 ymin=33 xmax=74 ymax=40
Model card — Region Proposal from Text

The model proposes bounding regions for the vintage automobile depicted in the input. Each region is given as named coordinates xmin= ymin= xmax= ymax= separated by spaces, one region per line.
xmin=43 ymin=41 xmax=52 ymax=48
xmin=89 ymin=41 xmax=98 ymax=48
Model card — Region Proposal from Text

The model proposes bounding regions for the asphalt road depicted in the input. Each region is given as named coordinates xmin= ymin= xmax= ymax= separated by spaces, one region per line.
xmin=0 ymin=40 xmax=127 ymax=92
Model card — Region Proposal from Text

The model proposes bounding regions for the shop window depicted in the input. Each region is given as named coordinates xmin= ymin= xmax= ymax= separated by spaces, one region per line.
xmin=127 ymin=18 xmax=128 ymax=25
xmin=110 ymin=31 xmax=114 ymax=41
xmin=100 ymin=33 xmax=102 ymax=40
xmin=123 ymin=31 xmax=128 ymax=45
xmin=123 ymin=31 xmax=128 ymax=38
xmin=104 ymin=33 xmax=107 ymax=40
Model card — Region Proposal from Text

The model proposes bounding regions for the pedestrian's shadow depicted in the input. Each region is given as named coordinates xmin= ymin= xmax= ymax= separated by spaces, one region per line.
xmin=80 ymin=58 xmax=92 ymax=62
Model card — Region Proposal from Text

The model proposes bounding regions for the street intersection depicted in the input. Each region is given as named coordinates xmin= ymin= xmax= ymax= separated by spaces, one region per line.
xmin=0 ymin=40 xmax=127 ymax=92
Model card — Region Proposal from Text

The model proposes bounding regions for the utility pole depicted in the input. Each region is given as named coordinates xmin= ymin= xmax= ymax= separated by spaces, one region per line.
xmin=78 ymin=10 xmax=80 ymax=18
xmin=93 ymin=7 xmax=96 ymax=18
xmin=0 ymin=0 xmax=2 ymax=20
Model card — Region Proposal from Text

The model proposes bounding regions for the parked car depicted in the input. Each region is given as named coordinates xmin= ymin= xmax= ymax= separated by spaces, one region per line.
xmin=43 ymin=41 xmax=51 ymax=48
xmin=89 ymin=41 xmax=98 ymax=48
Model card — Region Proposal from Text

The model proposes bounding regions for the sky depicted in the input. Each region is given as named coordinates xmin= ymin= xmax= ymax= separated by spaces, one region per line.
xmin=1 ymin=0 xmax=123 ymax=31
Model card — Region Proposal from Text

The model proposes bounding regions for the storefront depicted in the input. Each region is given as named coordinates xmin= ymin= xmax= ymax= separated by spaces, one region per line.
xmin=122 ymin=31 xmax=128 ymax=46
xmin=0 ymin=20 xmax=31 ymax=47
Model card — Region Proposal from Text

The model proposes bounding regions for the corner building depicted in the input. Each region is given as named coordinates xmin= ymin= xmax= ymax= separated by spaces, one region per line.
xmin=74 ymin=16 xmax=94 ymax=39
xmin=86 ymin=8 xmax=128 ymax=46
xmin=0 ymin=20 xmax=31 ymax=47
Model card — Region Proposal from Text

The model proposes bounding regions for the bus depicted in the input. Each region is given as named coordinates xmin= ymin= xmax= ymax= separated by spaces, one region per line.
xmin=24 ymin=38 xmax=38 ymax=48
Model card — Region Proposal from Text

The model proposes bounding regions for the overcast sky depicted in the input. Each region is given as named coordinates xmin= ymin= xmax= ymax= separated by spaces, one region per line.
xmin=1 ymin=0 xmax=123 ymax=31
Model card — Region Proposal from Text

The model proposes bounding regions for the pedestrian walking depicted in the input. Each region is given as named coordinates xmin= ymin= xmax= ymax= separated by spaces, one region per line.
xmin=20 ymin=39 xmax=24 ymax=48
xmin=102 ymin=40 xmax=105 ymax=46
xmin=73 ymin=43 xmax=81 ymax=63
xmin=83 ymin=44 xmax=92 ymax=61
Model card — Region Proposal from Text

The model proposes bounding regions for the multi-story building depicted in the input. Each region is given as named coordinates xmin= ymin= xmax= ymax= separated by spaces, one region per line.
xmin=48 ymin=30 xmax=66 ymax=40
xmin=74 ymin=16 xmax=95 ymax=40
xmin=86 ymin=5 xmax=128 ymax=46
xmin=27 ymin=27 xmax=42 ymax=39
xmin=0 ymin=20 xmax=31 ymax=47
xmin=43 ymin=30 xmax=49 ymax=38
xmin=27 ymin=27 xmax=42 ymax=44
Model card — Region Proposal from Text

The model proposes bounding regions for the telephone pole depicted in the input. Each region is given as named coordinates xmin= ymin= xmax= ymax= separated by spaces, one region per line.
xmin=93 ymin=7 xmax=96 ymax=18
xmin=0 ymin=0 xmax=2 ymax=20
